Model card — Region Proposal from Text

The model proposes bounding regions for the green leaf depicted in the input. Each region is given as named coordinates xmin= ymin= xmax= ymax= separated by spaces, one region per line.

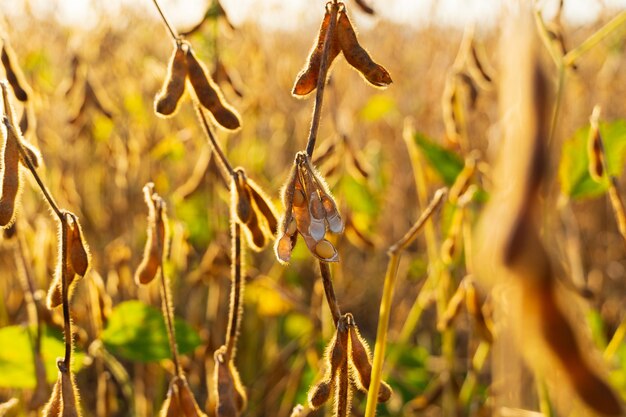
xmin=0 ymin=325 xmax=85 ymax=389
xmin=102 ymin=301 xmax=201 ymax=362
xmin=339 ymin=175 xmax=379 ymax=217
xmin=560 ymin=120 xmax=626 ymax=199
xmin=413 ymin=133 xmax=464 ymax=186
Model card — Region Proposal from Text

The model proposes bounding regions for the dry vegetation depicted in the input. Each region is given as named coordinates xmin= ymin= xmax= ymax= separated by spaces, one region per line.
xmin=0 ymin=1 xmax=626 ymax=417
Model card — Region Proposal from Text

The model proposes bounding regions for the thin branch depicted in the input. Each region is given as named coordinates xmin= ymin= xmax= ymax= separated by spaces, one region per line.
xmin=563 ymin=11 xmax=626 ymax=68
xmin=388 ymin=187 xmax=448 ymax=255
xmin=305 ymin=2 xmax=339 ymax=158
xmin=193 ymin=103 xmax=234 ymax=180
xmin=60 ymin=213 xmax=72 ymax=370
xmin=159 ymin=265 xmax=181 ymax=377
xmin=364 ymin=188 xmax=447 ymax=417
xmin=320 ymin=261 xmax=341 ymax=326
xmin=225 ymin=222 xmax=244 ymax=357
xmin=151 ymin=0 xmax=179 ymax=42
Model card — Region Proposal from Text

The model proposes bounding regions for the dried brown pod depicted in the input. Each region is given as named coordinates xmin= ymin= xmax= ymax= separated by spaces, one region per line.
xmin=475 ymin=15 xmax=622 ymax=414
xmin=66 ymin=213 xmax=90 ymax=276
xmin=214 ymin=347 xmax=247 ymax=417
xmin=47 ymin=217 xmax=78 ymax=309
xmin=160 ymin=379 xmax=183 ymax=417
xmin=19 ymin=108 xmax=27 ymax=134
xmin=43 ymin=367 xmax=82 ymax=417
xmin=275 ymin=165 xmax=299 ymax=264
xmin=292 ymin=5 xmax=342 ymax=97
xmin=243 ymin=207 xmax=267 ymax=250
xmin=186 ymin=47 xmax=241 ymax=130
xmin=59 ymin=369 xmax=81 ymax=417
xmin=308 ymin=380 xmax=332 ymax=409
xmin=232 ymin=171 xmax=252 ymax=224
xmin=308 ymin=322 xmax=348 ymax=409
xmin=246 ymin=178 xmax=278 ymax=235
xmin=587 ymin=106 xmax=605 ymax=182
xmin=177 ymin=377 xmax=208 ymax=417
xmin=334 ymin=359 xmax=351 ymax=417
xmin=2 ymin=221 xmax=16 ymax=239
xmin=19 ymin=140 xmax=40 ymax=169
xmin=232 ymin=169 xmax=277 ymax=250
xmin=1 ymin=41 xmax=30 ymax=101
xmin=0 ymin=115 xmax=22 ymax=228
xmin=155 ymin=42 xmax=189 ymax=117
xmin=336 ymin=9 xmax=392 ymax=87
xmin=134 ymin=183 xmax=167 ymax=285
xmin=347 ymin=318 xmax=392 ymax=402
xmin=275 ymin=153 xmax=343 ymax=263
xmin=42 ymin=378 xmax=62 ymax=417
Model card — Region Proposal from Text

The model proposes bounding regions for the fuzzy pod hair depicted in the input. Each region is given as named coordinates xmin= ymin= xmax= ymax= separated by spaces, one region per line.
xmin=155 ymin=43 xmax=189 ymax=117
xmin=186 ymin=47 xmax=241 ymax=130
xmin=292 ymin=4 xmax=341 ymax=97
xmin=336 ymin=9 xmax=392 ymax=87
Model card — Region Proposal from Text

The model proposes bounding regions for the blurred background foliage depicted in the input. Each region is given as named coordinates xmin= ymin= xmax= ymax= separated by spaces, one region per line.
xmin=0 ymin=1 xmax=625 ymax=416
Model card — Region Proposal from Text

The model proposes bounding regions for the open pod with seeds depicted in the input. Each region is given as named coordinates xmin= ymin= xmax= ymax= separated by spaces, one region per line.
xmin=292 ymin=2 xmax=391 ymax=97
xmin=275 ymin=152 xmax=343 ymax=263
xmin=214 ymin=346 xmax=247 ymax=417
xmin=47 ymin=212 xmax=90 ymax=308
xmin=134 ymin=183 xmax=167 ymax=285
xmin=308 ymin=314 xmax=391 ymax=415
xmin=42 ymin=362 xmax=82 ymax=417
xmin=159 ymin=376 xmax=208 ymax=417
xmin=231 ymin=167 xmax=278 ymax=251
xmin=153 ymin=38 xmax=241 ymax=130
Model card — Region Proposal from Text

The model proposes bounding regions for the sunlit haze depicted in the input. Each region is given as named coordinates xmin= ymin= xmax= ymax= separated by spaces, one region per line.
xmin=3 ymin=0 xmax=626 ymax=31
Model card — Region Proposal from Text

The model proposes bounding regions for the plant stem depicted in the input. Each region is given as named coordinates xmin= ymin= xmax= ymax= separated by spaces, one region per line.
xmin=194 ymin=103 xmax=234 ymax=179
xmin=548 ymin=64 xmax=565 ymax=146
xmin=608 ymin=177 xmax=626 ymax=246
xmin=364 ymin=188 xmax=447 ymax=417
xmin=60 ymin=213 xmax=72 ymax=370
xmin=604 ymin=317 xmax=626 ymax=360
xmin=305 ymin=2 xmax=339 ymax=158
xmin=225 ymin=222 xmax=244 ymax=358
xmin=151 ymin=0 xmax=179 ymax=42
xmin=563 ymin=11 xmax=626 ymax=68
xmin=458 ymin=341 xmax=490 ymax=408
xmin=154 ymin=197 xmax=181 ymax=377
xmin=3 ymin=117 xmax=64 ymax=221
xmin=159 ymin=262 xmax=182 ymax=377
xmin=319 ymin=261 xmax=341 ymax=326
